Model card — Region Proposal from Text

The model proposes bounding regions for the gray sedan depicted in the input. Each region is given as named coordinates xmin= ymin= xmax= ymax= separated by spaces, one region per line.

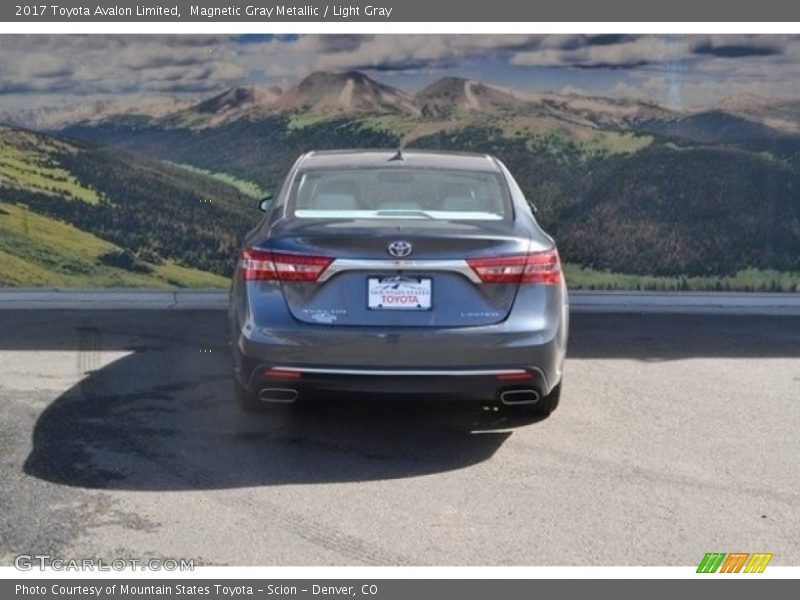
xmin=229 ymin=149 xmax=568 ymax=415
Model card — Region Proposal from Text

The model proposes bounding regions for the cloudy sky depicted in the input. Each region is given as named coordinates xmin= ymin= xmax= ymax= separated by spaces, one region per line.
xmin=1 ymin=34 xmax=799 ymax=112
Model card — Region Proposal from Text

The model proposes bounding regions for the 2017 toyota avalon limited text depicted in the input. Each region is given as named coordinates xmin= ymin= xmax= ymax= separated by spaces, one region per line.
xmin=229 ymin=149 xmax=568 ymax=416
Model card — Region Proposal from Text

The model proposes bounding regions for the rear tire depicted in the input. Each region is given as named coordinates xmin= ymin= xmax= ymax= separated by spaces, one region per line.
xmin=233 ymin=379 xmax=266 ymax=413
xmin=508 ymin=382 xmax=561 ymax=418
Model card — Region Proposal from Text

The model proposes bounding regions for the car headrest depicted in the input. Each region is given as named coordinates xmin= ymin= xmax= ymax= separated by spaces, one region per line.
xmin=442 ymin=195 xmax=482 ymax=211
xmin=312 ymin=193 xmax=358 ymax=210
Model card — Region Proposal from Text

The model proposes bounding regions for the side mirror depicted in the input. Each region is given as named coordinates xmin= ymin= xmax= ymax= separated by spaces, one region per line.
xmin=258 ymin=192 xmax=273 ymax=212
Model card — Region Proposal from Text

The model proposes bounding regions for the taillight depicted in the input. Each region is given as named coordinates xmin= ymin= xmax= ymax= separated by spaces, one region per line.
xmin=240 ymin=249 xmax=332 ymax=282
xmin=262 ymin=368 xmax=302 ymax=380
xmin=467 ymin=249 xmax=561 ymax=285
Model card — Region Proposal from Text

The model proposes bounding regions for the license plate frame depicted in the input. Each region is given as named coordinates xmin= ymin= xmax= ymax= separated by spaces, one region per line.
xmin=367 ymin=276 xmax=432 ymax=311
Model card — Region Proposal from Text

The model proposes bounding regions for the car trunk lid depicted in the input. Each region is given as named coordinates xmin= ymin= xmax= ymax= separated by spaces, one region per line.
xmin=253 ymin=219 xmax=549 ymax=327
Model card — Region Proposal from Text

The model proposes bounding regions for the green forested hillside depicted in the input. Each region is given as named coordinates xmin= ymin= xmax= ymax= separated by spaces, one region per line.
xmin=0 ymin=126 xmax=256 ymax=287
xmin=560 ymin=145 xmax=800 ymax=276
xmin=0 ymin=202 xmax=227 ymax=287
xmin=413 ymin=128 xmax=800 ymax=281
xmin=57 ymin=113 xmax=800 ymax=290
xmin=61 ymin=116 xmax=400 ymax=187
xmin=0 ymin=129 xmax=100 ymax=204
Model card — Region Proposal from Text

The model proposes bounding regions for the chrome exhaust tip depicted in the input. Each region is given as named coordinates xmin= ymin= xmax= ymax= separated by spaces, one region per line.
xmin=500 ymin=389 xmax=541 ymax=405
xmin=258 ymin=388 xmax=298 ymax=403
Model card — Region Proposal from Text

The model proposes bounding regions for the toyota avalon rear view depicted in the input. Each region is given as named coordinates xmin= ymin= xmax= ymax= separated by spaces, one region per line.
xmin=229 ymin=149 xmax=568 ymax=415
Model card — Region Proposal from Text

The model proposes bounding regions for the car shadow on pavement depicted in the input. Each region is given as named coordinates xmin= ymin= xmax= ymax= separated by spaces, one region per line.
xmin=20 ymin=312 xmax=533 ymax=491
xmin=16 ymin=309 xmax=800 ymax=491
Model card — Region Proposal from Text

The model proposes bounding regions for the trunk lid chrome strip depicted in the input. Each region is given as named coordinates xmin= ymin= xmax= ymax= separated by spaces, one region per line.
xmin=318 ymin=258 xmax=481 ymax=283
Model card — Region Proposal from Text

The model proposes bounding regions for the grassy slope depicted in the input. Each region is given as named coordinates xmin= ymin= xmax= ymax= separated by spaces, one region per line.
xmin=564 ymin=263 xmax=800 ymax=293
xmin=169 ymin=162 xmax=266 ymax=199
xmin=327 ymin=112 xmax=652 ymax=155
xmin=0 ymin=125 xmax=259 ymax=287
xmin=0 ymin=128 xmax=101 ymax=204
xmin=0 ymin=202 xmax=227 ymax=287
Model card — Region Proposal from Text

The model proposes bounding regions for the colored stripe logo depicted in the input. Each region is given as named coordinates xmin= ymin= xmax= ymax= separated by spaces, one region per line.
xmin=697 ymin=552 xmax=773 ymax=573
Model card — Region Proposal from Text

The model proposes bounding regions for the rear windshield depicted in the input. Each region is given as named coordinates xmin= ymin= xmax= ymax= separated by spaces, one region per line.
xmin=289 ymin=168 xmax=511 ymax=221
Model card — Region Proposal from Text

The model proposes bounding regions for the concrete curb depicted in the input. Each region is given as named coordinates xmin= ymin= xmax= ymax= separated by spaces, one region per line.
xmin=0 ymin=289 xmax=798 ymax=315
xmin=569 ymin=291 xmax=800 ymax=315
xmin=0 ymin=289 xmax=228 ymax=310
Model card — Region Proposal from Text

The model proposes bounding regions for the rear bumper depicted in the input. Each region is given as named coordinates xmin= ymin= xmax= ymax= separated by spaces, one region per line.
xmin=234 ymin=318 xmax=566 ymax=399
xmin=246 ymin=365 xmax=550 ymax=403
xmin=230 ymin=275 xmax=569 ymax=400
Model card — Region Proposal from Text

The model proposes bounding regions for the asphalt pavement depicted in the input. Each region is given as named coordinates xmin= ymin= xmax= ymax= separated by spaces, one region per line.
xmin=1 ymin=310 xmax=798 ymax=566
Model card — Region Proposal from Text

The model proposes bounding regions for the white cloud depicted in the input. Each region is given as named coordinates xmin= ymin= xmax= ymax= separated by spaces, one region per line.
xmin=511 ymin=37 xmax=694 ymax=68
xmin=1 ymin=34 xmax=800 ymax=112
xmin=0 ymin=35 xmax=246 ymax=97
xmin=233 ymin=34 xmax=541 ymax=76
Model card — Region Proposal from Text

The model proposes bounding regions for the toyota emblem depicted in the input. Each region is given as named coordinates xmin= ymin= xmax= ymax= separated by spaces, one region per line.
xmin=387 ymin=240 xmax=413 ymax=258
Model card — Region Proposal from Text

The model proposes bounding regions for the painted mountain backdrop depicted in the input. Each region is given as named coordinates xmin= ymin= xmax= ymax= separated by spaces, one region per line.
xmin=2 ymin=70 xmax=800 ymax=290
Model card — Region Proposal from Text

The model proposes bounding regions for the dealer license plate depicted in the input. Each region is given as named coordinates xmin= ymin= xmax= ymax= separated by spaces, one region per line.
xmin=368 ymin=277 xmax=432 ymax=310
